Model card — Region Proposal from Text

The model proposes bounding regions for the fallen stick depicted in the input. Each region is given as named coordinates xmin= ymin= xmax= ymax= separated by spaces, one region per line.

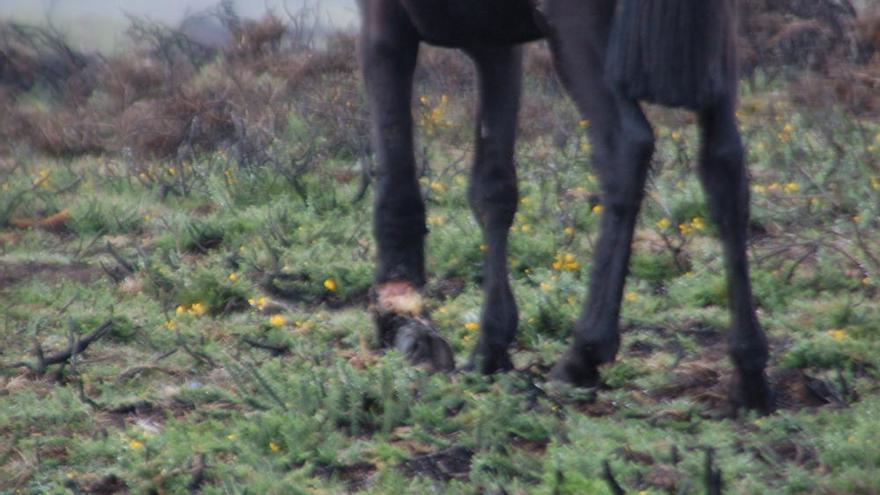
xmin=5 ymin=320 xmax=113 ymax=374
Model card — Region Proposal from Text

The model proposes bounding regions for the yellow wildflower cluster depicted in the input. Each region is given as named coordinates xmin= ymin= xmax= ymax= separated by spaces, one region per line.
xmin=464 ymin=321 xmax=480 ymax=332
xmin=33 ymin=169 xmax=52 ymax=189
xmin=625 ymin=292 xmax=639 ymax=302
xmin=754 ymin=182 xmax=800 ymax=195
xmin=777 ymin=122 xmax=796 ymax=143
xmin=429 ymin=181 xmax=448 ymax=194
xmin=656 ymin=217 xmax=672 ymax=230
xmin=579 ymin=141 xmax=592 ymax=154
xmin=670 ymin=130 xmax=683 ymax=142
xmin=592 ymin=204 xmax=604 ymax=215
xmin=248 ymin=296 xmax=269 ymax=310
xmin=269 ymin=441 xmax=282 ymax=453
xmin=427 ymin=215 xmax=447 ymax=226
xmin=552 ymin=253 xmax=581 ymax=272
xmin=269 ymin=314 xmax=287 ymax=327
xmin=871 ymin=177 xmax=880 ymax=191
xmin=324 ymin=278 xmax=338 ymax=291
xmin=224 ymin=169 xmax=238 ymax=186
xmin=827 ymin=329 xmax=848 ymax=341
xmin=176 ymin=301 xmax=208 ymax=316
xmin=419 ymin=94 xmax=453 ymax=136
xmin=678 ymin=217 xmax=707 ymax=236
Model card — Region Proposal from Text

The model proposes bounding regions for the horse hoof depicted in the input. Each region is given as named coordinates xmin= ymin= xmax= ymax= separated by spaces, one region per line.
xmin=730 ymin=368 xmax=775 ymax=415
xmin=393 ymin=317 xmax=455 ymax=372
xmin=549 ymin=355 xmax=601 ymax=388
xmin=466 ymin=349 xmax=514 ymax=375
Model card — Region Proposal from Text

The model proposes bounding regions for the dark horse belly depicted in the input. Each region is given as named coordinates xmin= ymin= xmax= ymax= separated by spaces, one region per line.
xmin=399 ymin=0 xmax=543 ymax=47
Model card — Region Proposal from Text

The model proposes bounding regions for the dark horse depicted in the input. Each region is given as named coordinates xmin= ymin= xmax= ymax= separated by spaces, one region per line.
xmin=358 ymin=0 xmax=772 ymax=412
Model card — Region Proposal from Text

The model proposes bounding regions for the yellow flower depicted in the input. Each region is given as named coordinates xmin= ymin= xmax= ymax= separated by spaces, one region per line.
xmin=176 ymin=305 xmax=186 ymax=315
xmin=784 ymin=182 xmax=800 ymax=193
xmin=228 ymin=272 xmax=238 ymax=282
xmin=827 ymin=329 xmax=848 ymax=341
xmin=430 ymin=181 xmax=447 ymax=194
xmin=783 ymin=123 xmax=796 ymax=134
xmin=226 ymin=433 xmax=237 ymax=441
xmin=625 ymin=292 xmax=639 ymax=302
xmin=324 ymin=278 xmax=338 ymax=291
xmin=656 ymin=217 xmax=671 ymax=230
xmin=564 ymin=226 xmax=575 ymax=236
xmin=128 ymin=439 xmax=144 ymax=450
xmin=540 ymin=282 xmax=553 ymax=291
xmin=690 ymin=217 xmax=706 ymax=231
xmin=578 ymin=119 xmax=590 ymax=129
xmin=871 ymin=178 xmax=880 ymax=191
xmin=479 ymin=244 xmax=488 ymax=252
xmin=853 ymin=215 xmax=863 ymax=224
xmin=419 ymin=96 xmax=429 ymax=106
xmin=592 ymin=204 xmax=604 ymax=215
xmin=579 ymin=141 xmax=592 ymax=154
xmin=269 ymin=441 xmax=282 ymax=453
xmin=679 ymin=223 xmax=694 ymax=236
xmin=521 ymin=224 xmax=532 ymax=233
xmin=520 ymin=196 xmax=532 ymax=206
xmin=164 ymin=320 xmax=178 ymax=331
xmin=768 ymin=182 xmax=781 ymax=192
xmin=671 ymin=130 xmax=682 ymax=142
xmin=427 ymin=215 xmax=447 ymax=226
xmin=464 ymin=322 xmax=480 ymax=332
xmin=167 ymin=167 xmax=176 ymax=176
xmin=270 ymin=314 xmax=286 ymax=327
xmin=189 ymin=302 xmax=207 ymax=316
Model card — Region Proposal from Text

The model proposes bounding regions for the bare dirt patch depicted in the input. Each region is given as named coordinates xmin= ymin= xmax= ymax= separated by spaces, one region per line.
xmin=0 ymin=261 xmax=103 ymax=288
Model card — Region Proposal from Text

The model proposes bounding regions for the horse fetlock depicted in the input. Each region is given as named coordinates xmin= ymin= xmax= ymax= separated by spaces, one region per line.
xmin=470 ymin=343 xmax=514 ymax=374
xmin=549 ymin=352 xmax=601 ymax=388
xmin=731 ymin=366 xmax=774 ymax=414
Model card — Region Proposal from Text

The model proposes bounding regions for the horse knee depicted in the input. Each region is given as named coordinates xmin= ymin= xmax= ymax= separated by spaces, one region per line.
xmin=469 ymin=167 xmax=518 ymax=228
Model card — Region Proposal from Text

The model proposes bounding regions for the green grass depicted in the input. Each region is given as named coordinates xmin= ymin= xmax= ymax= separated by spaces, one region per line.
xmin=1 ymin=78 xmax=879 ymax=494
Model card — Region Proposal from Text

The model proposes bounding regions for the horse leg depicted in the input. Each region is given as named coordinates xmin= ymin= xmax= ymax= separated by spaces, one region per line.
xmin=360 ymin=3 xmax=454 ymax=370
xmin=537 ymin=0 xmax=655 ymax=386
xmin=463 ymin=45 xmax=523 ymax=374
xmin=697 ymin=99 xmax=772 ymax=412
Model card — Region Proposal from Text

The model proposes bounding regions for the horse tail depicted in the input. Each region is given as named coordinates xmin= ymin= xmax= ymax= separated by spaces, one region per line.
xmin=605 ymin=0 xmax=737 ymax=110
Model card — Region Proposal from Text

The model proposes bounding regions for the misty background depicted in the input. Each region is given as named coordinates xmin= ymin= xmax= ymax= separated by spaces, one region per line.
xmin=0 ymin=0 xmax=358 ymax=51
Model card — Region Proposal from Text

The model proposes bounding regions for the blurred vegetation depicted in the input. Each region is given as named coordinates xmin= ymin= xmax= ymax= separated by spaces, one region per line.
xmin=1 ymin=1 xmax=880 ymax=493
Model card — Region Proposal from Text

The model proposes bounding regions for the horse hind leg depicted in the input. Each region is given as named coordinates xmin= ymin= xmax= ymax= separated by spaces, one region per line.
xmin=697 ymin=98 xmax=772 ymax=413
xmin=464 ymin=45 xmax=523 ymax=374
xmin=537 ymin=0 xmax=655 ymax=386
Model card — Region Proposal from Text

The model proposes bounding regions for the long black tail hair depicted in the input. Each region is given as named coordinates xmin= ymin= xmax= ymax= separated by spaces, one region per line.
xmin=605 ymin=0 xmax=737 ymax=110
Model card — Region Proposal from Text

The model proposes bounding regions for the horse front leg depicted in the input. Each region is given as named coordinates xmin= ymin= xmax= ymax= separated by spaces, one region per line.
xmin=360 ymin=4 xmax=453 ymax=371
xmin=464 ymin=45 xmax=523 ymax=374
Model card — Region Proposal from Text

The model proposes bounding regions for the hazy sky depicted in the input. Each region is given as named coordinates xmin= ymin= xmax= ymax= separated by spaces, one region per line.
xmin=0 ymin=0 xmax=356 ymax=23
xmin=0 ymin=0 xmax=357 ymax=50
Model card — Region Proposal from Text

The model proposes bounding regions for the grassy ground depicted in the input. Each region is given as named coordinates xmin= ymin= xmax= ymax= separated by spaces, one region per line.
xmin=1 ymin=70 xmax=880 ymax=494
